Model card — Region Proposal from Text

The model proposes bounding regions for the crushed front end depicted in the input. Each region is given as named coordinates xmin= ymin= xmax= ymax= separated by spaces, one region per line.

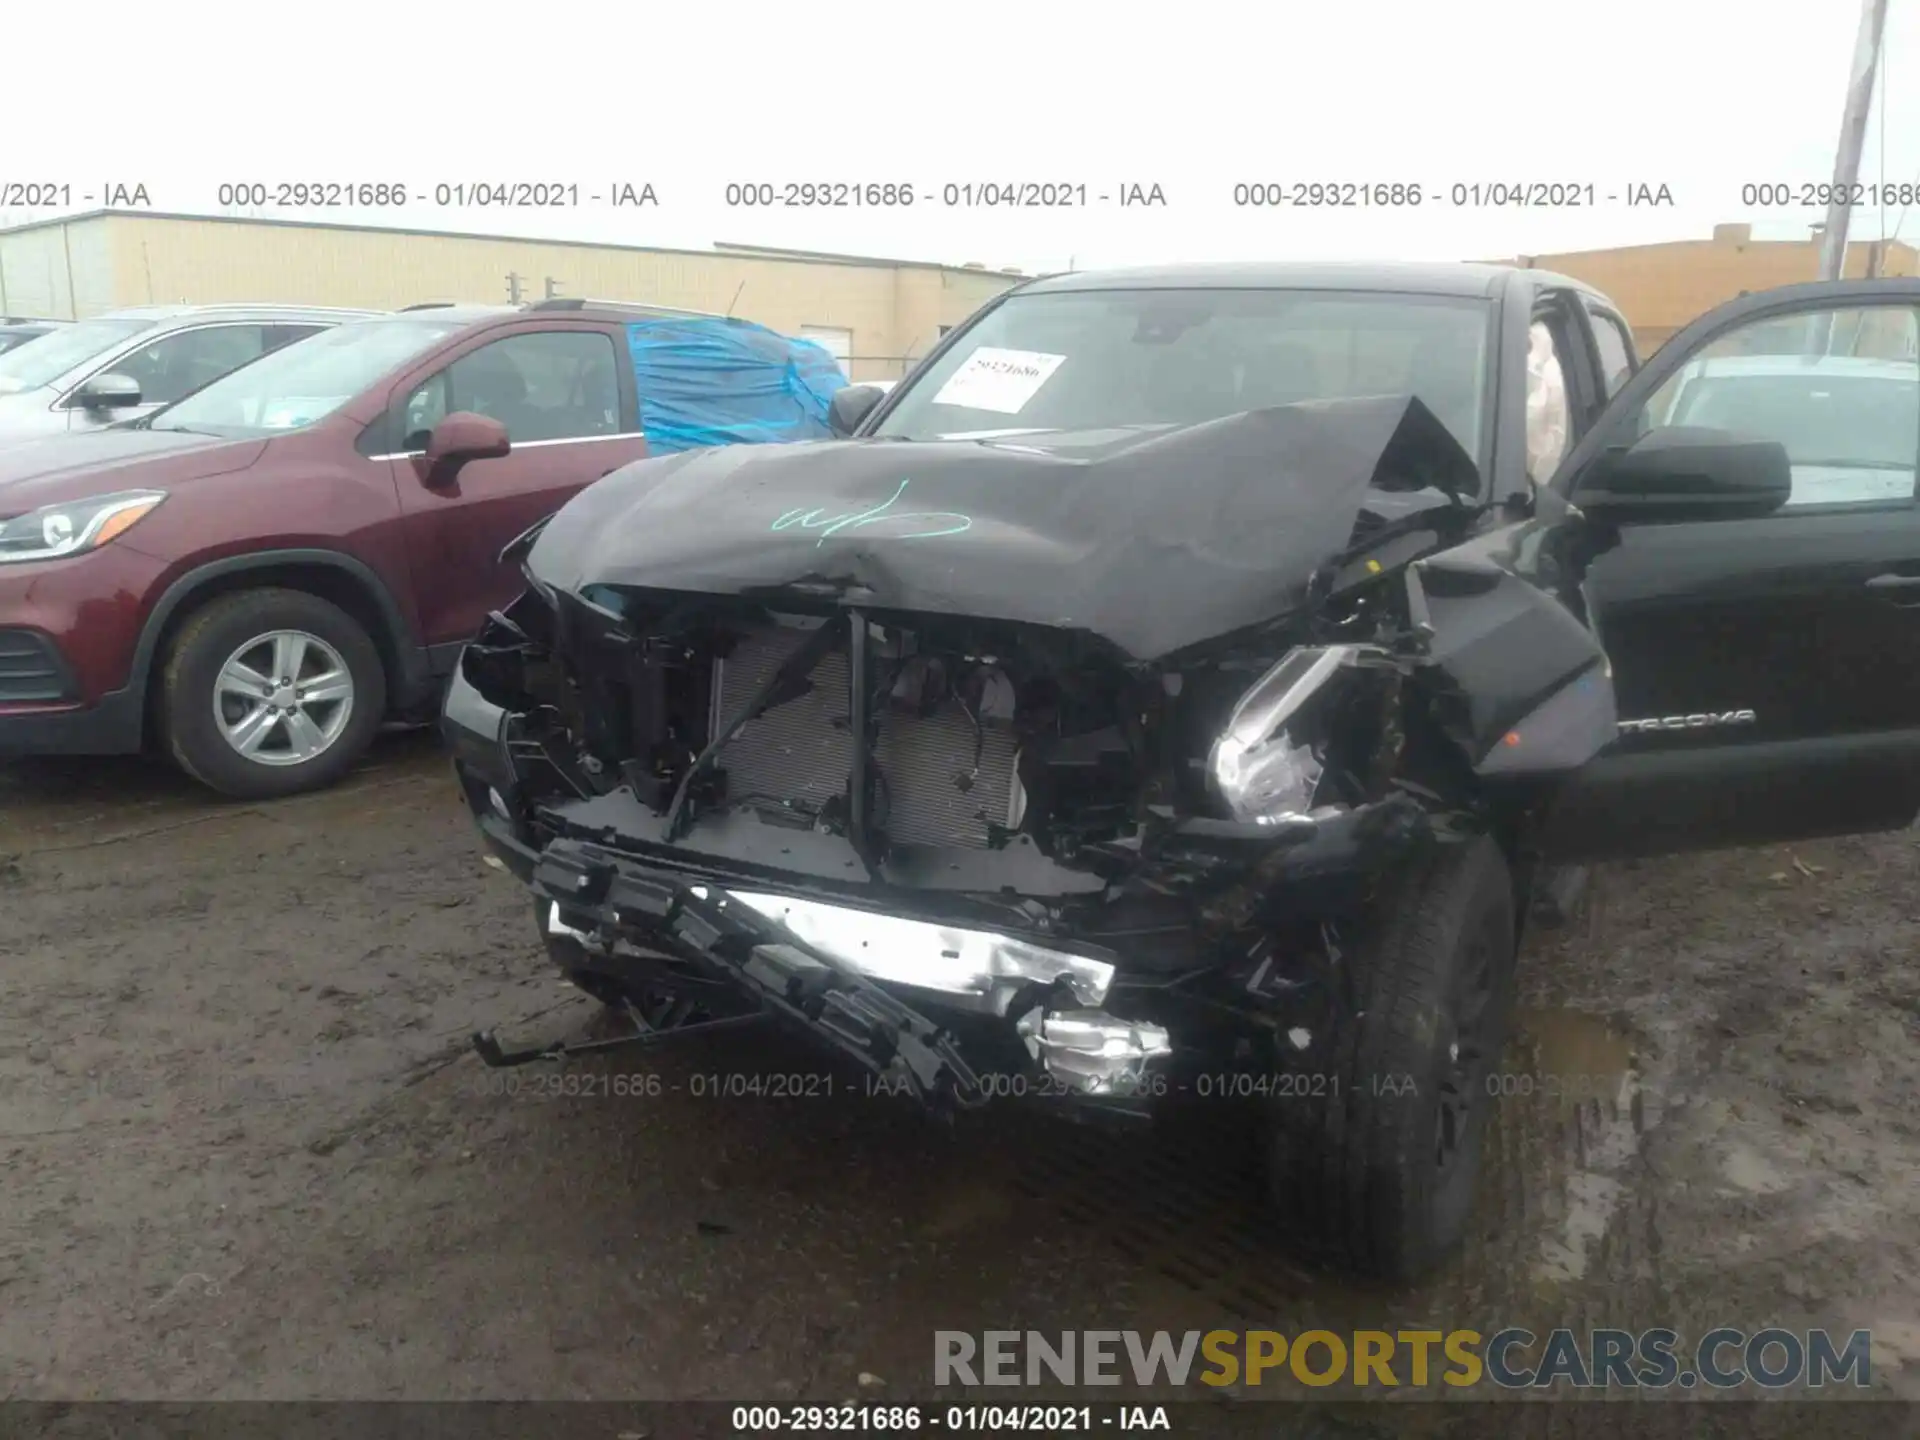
xmin=443 ymin=399 xmax=1618 ymax=1117
xmin=444 ymin=579 xmax=1480 ymax=1118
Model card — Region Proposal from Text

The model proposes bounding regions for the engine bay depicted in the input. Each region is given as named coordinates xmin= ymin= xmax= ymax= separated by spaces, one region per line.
xmin=461 ymin=576 xmax=1445 ymax=891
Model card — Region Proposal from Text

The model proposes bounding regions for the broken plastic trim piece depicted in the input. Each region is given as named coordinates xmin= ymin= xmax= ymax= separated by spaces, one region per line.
xmin=721 ymin=889 xmax=1116 ymax=1015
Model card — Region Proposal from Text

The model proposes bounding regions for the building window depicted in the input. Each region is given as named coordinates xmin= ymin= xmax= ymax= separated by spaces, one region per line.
xmin=800 ymin=324 xmax=853 ymax=380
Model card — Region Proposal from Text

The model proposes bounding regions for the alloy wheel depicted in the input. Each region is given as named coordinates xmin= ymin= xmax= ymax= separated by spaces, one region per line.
xmin=212 ymin=629 xmax=355 ymax=767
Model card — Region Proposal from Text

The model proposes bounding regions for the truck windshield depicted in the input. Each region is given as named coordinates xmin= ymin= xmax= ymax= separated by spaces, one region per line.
xmin=873 ymin=287 xmax=1492 ymax=464
xmin=150 ymin=318 xmax=470 ymax=436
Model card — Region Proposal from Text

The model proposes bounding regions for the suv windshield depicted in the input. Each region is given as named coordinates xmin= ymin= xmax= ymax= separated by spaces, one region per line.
xmin=0 ymin=317 xmax=154 ymax=394
xmin=152 ymin=318 xmax=470 ymax=436
xmin=873 ymin=287 xmax=1493 ymax=462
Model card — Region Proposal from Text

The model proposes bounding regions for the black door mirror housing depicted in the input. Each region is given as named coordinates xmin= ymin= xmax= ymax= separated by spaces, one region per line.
xmin=1575 ymin=426 xmax=1793 ymax=524
xmin=827 ymin=383 xmax=888 ymax=438
xmin=71 ymin=373 xmax=143 ymax=411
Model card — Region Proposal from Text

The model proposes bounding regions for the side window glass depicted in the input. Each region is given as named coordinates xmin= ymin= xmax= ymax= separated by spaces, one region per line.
xmin=262 ymin=323 xmax=325 ymax=353
xmin=401 ymin=371 xmax=450 ymax=450
xmin=1525 ymin=319 xmax=1572 ymax=482
xmin=1589 ymin=312 xmax=1635 ymax=397
xmin=1636 ymin=304 xmax=1919 ymax=509
xmin=111 ymin=325 xmax=268 ymax=406
xmin=446 ymin=330 xmax=621 ymax=445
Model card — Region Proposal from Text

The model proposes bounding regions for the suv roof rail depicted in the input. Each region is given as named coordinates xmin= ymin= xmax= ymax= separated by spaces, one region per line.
xmin=401 ymin=302 xmax=457 ymax=311
xmin=526 ymin=297 xmax=731 ymax=320
xmin=165 ymin=302 xmax=385 ymax=316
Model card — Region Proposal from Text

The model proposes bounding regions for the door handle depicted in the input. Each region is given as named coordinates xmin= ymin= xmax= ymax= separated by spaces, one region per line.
xmin=1866 ymin=573 xmax=1920 ymax=590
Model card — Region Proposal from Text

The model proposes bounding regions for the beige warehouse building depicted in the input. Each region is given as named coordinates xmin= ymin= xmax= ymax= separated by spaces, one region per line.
xmin=1498 ymin=223 xmax=1920 ymax=353
xmin=0 ymin=210 xmax=1028 ymax=382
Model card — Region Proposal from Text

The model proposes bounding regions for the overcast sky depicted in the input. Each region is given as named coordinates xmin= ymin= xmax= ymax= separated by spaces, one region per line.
xmin=9 ymin=0 xmax=1917 ymax=273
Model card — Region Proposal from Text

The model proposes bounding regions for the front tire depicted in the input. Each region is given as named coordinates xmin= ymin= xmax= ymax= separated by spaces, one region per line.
xmin=159 ymin=587 xmax=386 ymax=800
xmin=1267 ymin=833 xmax=1518 ymax=1282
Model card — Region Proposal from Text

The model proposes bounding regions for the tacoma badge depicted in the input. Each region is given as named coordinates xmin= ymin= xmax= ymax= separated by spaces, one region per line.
xmin=1617 ymin=709 xmax=1757 ymax=734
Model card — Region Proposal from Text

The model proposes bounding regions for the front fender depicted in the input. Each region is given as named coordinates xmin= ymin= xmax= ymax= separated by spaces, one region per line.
xmin=1411 ymin=542 xmax=1617 ymax=778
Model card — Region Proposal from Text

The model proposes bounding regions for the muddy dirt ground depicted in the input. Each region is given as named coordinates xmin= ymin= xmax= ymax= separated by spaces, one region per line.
xmin=2 ymin=733 xmax=1918 ymax=1411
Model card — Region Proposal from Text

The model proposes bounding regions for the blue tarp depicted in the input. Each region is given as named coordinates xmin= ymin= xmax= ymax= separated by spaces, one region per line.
xmin=628 ymin=317 xmax=847 ymax=454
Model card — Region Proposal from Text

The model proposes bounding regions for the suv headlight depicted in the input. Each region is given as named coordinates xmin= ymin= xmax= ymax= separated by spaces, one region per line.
xmin=1209 ymin=644 xmax=1379 ymax=824
xmin=0 ymin=490 xmax=166 ymax=565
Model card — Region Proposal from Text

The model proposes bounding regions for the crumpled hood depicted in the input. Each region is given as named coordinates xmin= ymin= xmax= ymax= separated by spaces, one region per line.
xmin=0 ymin=429 xmax=267 ymax=514
xmin=529 ymin=394 xmax=1477 ymax=661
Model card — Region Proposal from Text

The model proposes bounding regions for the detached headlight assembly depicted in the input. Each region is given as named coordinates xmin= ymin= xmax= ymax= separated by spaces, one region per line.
xmin=0 ymin=490 xmax=166 ymax=565
xmin=1209 ymin=644 xmax=1379 ymax=824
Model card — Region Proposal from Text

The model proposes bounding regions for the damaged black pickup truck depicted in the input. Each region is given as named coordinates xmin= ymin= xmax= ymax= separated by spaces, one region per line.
xmin=443 ymin=265 xmax=1920 ymax=1281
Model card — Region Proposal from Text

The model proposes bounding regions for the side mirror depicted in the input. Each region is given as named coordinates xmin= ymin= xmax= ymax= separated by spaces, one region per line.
xmin=1575 ymin=426 xmax=1792 ymax=524
xmin=72 ymin=373 xmax=142 ymax=411
xmin=827 ymin=383 xmax=887 ymax=437
xmin=413 ymin=411 xmax=510 ymax=485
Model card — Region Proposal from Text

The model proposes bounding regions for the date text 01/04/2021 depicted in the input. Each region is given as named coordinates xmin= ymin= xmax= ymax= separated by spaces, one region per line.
xmin=730 ymin=1405 xmax=1172 ymax=1431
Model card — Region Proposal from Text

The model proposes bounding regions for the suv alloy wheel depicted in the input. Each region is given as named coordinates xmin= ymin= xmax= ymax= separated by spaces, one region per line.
xmin=158 ymin=588 xmax=387 ymax=799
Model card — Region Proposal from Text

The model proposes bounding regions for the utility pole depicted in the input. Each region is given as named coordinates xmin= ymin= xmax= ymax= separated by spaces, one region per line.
xmin=1804 ymin=0 xmax=1889 ymax=355
xmin=506 ymin=271 xmax=525 ymax=303
xmin=1816 ymin=0 xmax=1890 ymax=283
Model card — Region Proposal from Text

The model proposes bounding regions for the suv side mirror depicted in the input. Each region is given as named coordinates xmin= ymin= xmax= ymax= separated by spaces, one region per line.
xmin=72 ymin=373 xmax=142 ymax=411
xmin=414 ymin=411 xmax=510 ymax=485
xmin=1576 ymin=426 xmax=1792 ymax=524
xmin=827 ymin=383 xmax=887 ymax=437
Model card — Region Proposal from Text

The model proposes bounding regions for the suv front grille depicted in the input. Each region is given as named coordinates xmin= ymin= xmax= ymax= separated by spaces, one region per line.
xmin=0 ymin=629 xmax=71 ymax=703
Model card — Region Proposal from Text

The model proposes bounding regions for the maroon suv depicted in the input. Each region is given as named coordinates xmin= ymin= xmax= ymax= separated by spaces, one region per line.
xmin=0 ymin=301 xmax=654 ymax=797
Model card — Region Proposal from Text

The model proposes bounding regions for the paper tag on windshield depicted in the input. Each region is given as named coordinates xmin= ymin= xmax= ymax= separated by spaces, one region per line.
xmin=259 ymin=398 xmax=338 ymax=430
xmin=932 ymin=347 xmax=1065 ymax=414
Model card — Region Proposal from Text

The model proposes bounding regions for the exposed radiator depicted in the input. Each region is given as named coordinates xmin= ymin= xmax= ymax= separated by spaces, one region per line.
xmin=711 ymin=621 xmax=1019 ymax=849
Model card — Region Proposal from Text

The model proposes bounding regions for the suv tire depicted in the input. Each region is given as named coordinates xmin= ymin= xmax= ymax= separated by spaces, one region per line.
xmin=1266 ymin=833 xmax=1518 ymax=1282
xmin=159 ymin=588 xmax=387 ymax=800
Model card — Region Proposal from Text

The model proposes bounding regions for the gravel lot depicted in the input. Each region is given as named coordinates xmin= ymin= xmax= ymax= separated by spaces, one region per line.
xmin=3 ymin=734 xmax=1918 ymax=1410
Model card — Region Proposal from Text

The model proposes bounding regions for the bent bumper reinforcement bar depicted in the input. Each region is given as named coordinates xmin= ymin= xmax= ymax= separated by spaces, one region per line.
xmin=512 ymin=839 xmax=1171 ymax=1109
xmin=526 ymin=842 xmax=987 ymax=1108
